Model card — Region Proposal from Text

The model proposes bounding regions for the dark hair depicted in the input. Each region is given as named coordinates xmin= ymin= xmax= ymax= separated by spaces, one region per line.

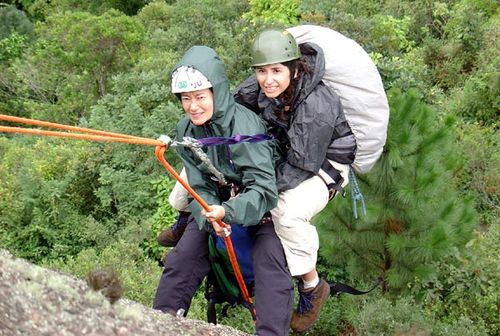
xmin=276 ymin=58 xmax=309 ymax=121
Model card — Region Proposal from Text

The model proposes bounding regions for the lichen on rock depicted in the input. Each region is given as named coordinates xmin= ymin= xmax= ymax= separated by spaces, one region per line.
xmin=0 ymin=249 xmax=249 ymax=336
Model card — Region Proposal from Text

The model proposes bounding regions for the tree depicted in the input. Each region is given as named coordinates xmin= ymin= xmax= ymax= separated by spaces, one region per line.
xmin=0 ymin=4 xmax=33 ymax=40
xmin=7 ymin=9 xmax=145 ymax=123
xmin=316 ymin=89 xmax=477 ymax=292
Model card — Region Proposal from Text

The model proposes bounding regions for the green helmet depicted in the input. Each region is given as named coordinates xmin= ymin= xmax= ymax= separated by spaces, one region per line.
xmin=251 ymin=28 xmax=300 ymax=67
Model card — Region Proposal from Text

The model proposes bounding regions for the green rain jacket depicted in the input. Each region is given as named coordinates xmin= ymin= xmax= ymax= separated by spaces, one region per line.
xmin=173 ymin=46 xmax=278 ymax=231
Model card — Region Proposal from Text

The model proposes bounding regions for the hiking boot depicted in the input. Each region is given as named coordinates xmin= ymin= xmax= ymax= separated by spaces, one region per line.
xmin=290 ymin=278 xmax=330 ymax=333
xmin=157 ymin=212 xmax=190 ymax=247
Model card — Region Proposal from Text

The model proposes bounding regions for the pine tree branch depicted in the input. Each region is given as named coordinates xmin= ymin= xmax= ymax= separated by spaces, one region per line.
xmin=344 ymin=240 xmax=385 ymax=271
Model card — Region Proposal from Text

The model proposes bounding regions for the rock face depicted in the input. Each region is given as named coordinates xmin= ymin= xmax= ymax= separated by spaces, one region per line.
xmin=0 ymin=249 xmax=249 ymax=336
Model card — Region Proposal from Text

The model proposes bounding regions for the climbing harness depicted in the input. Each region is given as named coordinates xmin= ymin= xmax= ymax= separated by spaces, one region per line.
xmin=0 ymin=113 xmax=254 ymax=318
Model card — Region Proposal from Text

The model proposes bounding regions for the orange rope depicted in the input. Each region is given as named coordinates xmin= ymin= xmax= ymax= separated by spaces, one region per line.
xmin=0 ymin=114 xmax=255 ymax=318
xmin=0 ymin=126 xmax=163 ymax=146
xmin=155 ymin=146 xmax=255 ymax=314
xmin=0 ymin=114 xmax=142 ymax=139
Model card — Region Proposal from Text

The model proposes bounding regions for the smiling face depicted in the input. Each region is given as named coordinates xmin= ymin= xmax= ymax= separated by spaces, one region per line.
xmin=254 ymin=63 xmax=291 ymax=98
xmin=180 ymin=88 xmax=214 ymax=126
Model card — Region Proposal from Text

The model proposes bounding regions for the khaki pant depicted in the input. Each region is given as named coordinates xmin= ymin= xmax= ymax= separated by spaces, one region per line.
xmin=273 ymin=160 xmax=349 ymax=276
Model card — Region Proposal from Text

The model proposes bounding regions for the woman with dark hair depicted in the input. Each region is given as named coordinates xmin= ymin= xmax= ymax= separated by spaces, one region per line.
xmin=234 ymin=28 xmax=357 ymax=333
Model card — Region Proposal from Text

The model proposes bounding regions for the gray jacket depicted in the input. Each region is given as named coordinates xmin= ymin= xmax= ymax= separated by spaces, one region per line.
xmin=234 ymin=42 xmax=356 ymax=191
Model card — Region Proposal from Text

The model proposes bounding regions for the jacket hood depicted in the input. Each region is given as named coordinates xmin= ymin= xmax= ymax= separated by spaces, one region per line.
xmin=297 ymin=42 xmax=325 ymax=98
xmin=172 ymin=46 xmax=235 ymax=132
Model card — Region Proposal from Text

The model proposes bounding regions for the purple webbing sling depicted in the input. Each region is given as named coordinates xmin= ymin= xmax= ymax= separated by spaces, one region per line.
xmin=197 ymin=134 xmax=274 ymax=147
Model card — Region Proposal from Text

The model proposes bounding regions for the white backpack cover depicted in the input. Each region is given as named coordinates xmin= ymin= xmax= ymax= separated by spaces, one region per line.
xmin=287 ymin=25 xmax=389 ymax=174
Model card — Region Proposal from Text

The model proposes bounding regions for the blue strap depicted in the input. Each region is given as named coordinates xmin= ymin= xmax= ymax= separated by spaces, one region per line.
xmin=349 ymin=168 xmax=366 ymax=219
xmin=197 ymin=134 xmax=274 ymax=147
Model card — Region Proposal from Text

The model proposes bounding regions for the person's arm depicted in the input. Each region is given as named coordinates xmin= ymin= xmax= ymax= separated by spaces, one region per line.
xmin=324 ymin=91 xmax=357 ymax=165
xmin=286 ymin=89 xmax=339 ymax=173
xmin=214 ymin=110 xmax=278 ymax=226
xmin=277 ymin=86 xmax=356 ymax=191
xmin=221 ymin=140 xmax=278 ymax=226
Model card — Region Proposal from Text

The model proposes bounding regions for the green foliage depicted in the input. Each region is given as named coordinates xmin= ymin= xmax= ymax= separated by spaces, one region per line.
xmin=0 ymin=4 xmax=33 ymax=39
xmin=143 ymin=177 xmax=178 ymax=260
xmin=92 ymin=0 xmax=153 ymax=16
xmin=316 ymin=89 xmax=476 ymax=292
xmin=9 ymin=0 xmax=153 ymax=18
xmin=371 ymin=15 xmax=415 ymax=55
xmin=0 ymin=137 xmax=98 ymax=262
xmin=423 ymin=0 xmax=498 ymax=91
xmin=8 ymin=10 xmax=146 ymax=123
xmin=0 ymin=31 xmax=28 ymax=62
xmin=349 ymin=296 xmax=432 ymax=335
xmin=84 ymin=66 xmax=185 ymax=262
xmin=343 ymin=295 xmax=489 ymax=336
xmin=300 ymin=0 xmax=382 ymax=21
xmin=136 ymin=0 xmax=175 ymax=32
xmin=372 ymin=48 xmax=431 ymax=95
xmin=409 ymin=222 xmax=499 ymax=334
xmin=244 ymin=0 xmax=300 ymax=25
xmin=453 ymin=63 xmax=500 ymax=124
xmin=138 ymin=0 xmax=256 ymax=86
xmin=454 ymin=123 xmax=499 ymax=224
xmin=445 ymin=12 xmax=500 ymax=124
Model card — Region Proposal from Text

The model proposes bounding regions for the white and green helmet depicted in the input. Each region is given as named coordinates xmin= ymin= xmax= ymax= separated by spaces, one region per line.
xmin=171 ymin=65 xmax=212 ymax=93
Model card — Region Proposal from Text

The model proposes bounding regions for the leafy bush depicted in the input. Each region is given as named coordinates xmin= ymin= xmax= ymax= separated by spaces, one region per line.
xmin=343 ymin=295 xmax=489 ymax=336
xmin=0 ymin=31 xmax=28 ymax=63
xmin=349 ymin=296 xmax=432 ymax=335
xmin=8 ymin=9 xmax=146 ymax=123
xmin=453 ymin=123 xmax=499 ymax=224
xmin=0 ymin=137 xmax=98 ymax=262
xmin=423 ymin=0 xmax=497 ymax=91
xmin=244 ymin=0 xmax=300 ymax=25
xmin=142 ymin=177 xmax=178 ymax=261
xmin=371 ymin=15 xmax=414 ymax=55
xmin=0 ymin=4 xmax=33 ymax=40
xmin=410 ymin=222 xmax=499 ymax=335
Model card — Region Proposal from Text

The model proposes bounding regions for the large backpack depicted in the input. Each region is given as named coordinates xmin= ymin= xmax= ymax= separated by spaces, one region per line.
xmin=286 ymin=25 xmax=390 ymax=174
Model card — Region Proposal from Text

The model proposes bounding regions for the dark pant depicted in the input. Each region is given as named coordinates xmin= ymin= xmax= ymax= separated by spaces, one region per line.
xmin=153 ymin=217 xmax=293 ymax=336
